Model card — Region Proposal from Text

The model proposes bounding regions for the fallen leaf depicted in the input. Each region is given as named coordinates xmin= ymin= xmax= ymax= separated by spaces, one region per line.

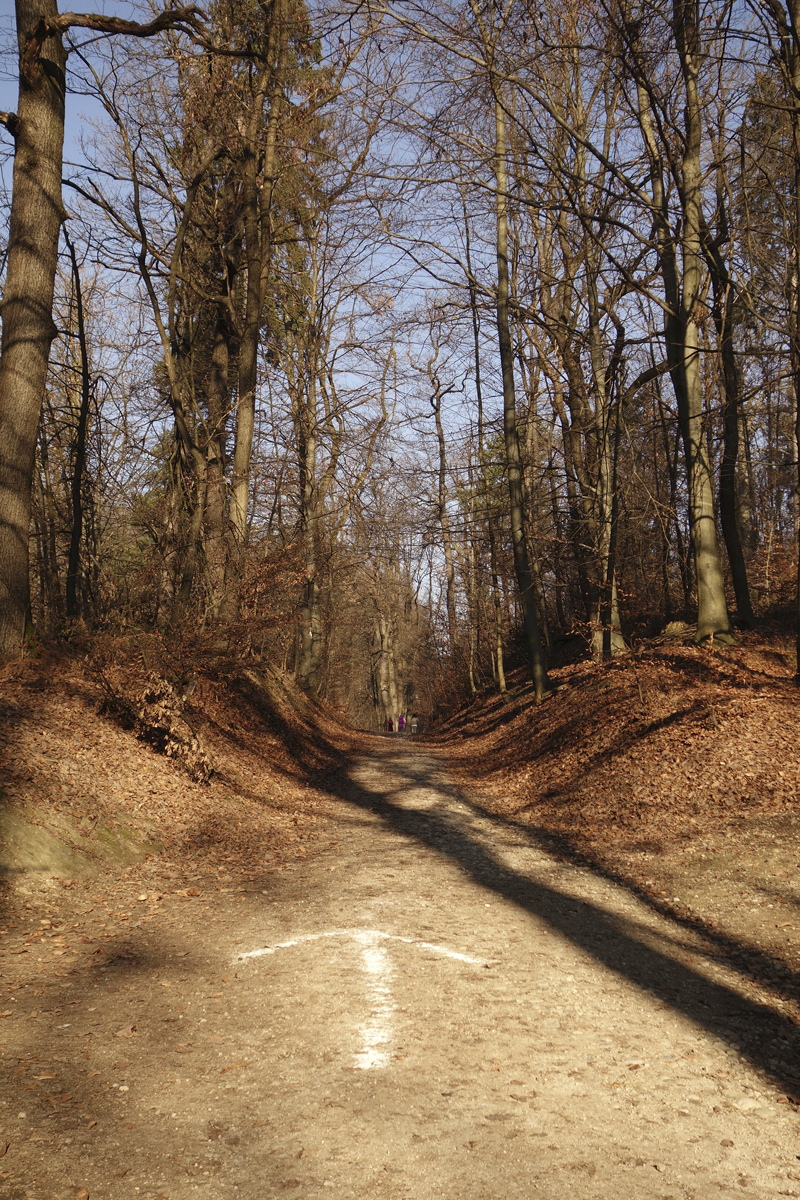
xmin=75 ymin=1190 xmax=90 ymax=1200
xmin=0 ymin=1011 xmax=12 ymax=1018
xmin=0 ymin=1142 xmax=8 ymax=1157
xmin=115 ymin=1026 xmax=137 ymax=1038
xmin=86 ymin=1120 xmax=97 ymax=1130
xmin=220 ymin=1062 xmax=247 ymax=1075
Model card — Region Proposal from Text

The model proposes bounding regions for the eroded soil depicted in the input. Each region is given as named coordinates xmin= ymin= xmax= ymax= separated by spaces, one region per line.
xmin=2 ymin=744 xmax=800 ymax=1200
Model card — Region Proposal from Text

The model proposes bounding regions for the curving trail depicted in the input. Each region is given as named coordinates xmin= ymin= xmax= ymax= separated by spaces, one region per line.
xmin=4 ymin=745 xmax=800 ymax=1199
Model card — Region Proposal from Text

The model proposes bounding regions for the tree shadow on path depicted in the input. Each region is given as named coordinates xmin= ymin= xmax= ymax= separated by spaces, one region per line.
xmin=321 ymin=745 xmax=800 ymax=1103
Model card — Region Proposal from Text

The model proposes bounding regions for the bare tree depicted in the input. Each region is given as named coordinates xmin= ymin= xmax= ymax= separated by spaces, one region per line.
xmin=0 ymin=0 xmax=202 ymax=658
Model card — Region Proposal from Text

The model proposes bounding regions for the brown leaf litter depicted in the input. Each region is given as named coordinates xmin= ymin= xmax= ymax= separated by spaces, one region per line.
xmin=432 ymin=630 xmax=800 ymax=1023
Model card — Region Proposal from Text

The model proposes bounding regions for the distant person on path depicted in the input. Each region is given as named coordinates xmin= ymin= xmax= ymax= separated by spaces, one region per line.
xmin=387 ymin=717 xmax=394 ymax=733
xmin=410 ymin=714 xmax=419 ymax=735
xmin=398 ymin=714 xmax=406 ymax=733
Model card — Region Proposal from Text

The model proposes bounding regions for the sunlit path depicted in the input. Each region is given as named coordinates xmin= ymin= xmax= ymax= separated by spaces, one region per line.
xmin=7 ymin=744 xmax=797 ymax=1200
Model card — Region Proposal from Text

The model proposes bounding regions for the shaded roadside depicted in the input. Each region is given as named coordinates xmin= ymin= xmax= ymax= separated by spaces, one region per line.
xmin=318 ymin=744 xmax=800 ymax=1105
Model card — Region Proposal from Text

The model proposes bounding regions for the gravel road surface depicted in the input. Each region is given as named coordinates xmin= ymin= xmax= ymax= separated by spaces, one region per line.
xmin=4 ymin=745 xmax=800 ymax=1199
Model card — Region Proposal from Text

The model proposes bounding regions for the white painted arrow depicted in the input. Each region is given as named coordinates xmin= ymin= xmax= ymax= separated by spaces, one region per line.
xmin=237 ymin=928 xmax=487 ymax=1070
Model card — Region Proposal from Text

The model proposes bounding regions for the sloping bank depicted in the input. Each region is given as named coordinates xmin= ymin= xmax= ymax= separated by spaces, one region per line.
xmin=0 ymin=646 xmax=351 ymax=893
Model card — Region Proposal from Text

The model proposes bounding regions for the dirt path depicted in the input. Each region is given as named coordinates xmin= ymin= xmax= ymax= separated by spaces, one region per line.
xmin=3 ymin=744 xmax=800 ymax=1199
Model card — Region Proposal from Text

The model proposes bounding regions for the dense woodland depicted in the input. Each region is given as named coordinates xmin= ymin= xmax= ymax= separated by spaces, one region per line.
xmin=1 ymin=0 xmax=800 ymax=727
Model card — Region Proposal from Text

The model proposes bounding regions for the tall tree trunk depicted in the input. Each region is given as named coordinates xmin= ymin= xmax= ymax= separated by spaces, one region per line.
xmin=494 ymin=94 xmax=549 ymax=699
xmin=547 ymin=462 xmax=568 ymax=633
xmin=292 ymin=344 xmax=324 ymax=691
xmin=655 ymin=377 xmax=692 ymax=614
xmin=551 ymin=370 xmax=593 ymax=620
xmin=174 ymin=466 xmax=207 ymax=616
xmin=387 ymin=618 xmax=400 ymax=721
xmin=627 ymin=3 xmax=732 ymax=642
xmin=463 ymin=190 xmax=506 ymax=694
xmin=224 ymin=8 xmax=285 ymax=618
xmin=650 ymin=371 xmax=674 ymax=620
xmin=670 ymin=0 xmax=732 ymax=642
xmin=0 ymin=0 xmax=67 ymax=656
xmin=31 ymin=503 xmax=46 ymax=631
xmin=63 ymin=226 xmax=91 ymax=620
xmin=792 ymin=93 xmax=800 ymax=677
xmin=430 ymin=375 xmax=459 ymax=655
xmin=204 ymin=308 xmax=230 ymax=617
xmin=36 ymin=431 xmax=62 ymax=627
xmin=0 ymin=1 xmax=200 ymax=656
xmin=777 ymin=0 xmax=800 ymax=679
xmin=465 ymin=474 xmax=478 ymax=694
xmin=517 ymin=345 xmax=552 ymax=656
xmin=705 ymin=224 xmax=755 ymax=625
xmin=737 ymin=404 xmax=757 ymax=559
xmin=297 ymin=434 xmax=319 ymax=688
xmin=600 ymin=397 xmax=624 ymax=658
xmin=587 ymin=309 xmax=625 ymax=660
xmin=375 ymin=610 xmax=398 ymax=724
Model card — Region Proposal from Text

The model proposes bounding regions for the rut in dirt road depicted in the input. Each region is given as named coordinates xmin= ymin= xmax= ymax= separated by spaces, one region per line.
xmin=5 ymin=744 xmax=800 ymax=1200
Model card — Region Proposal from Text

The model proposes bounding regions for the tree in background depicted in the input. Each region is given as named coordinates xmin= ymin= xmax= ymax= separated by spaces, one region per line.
xmin=7 ymin=0 xmax=800 ymax=717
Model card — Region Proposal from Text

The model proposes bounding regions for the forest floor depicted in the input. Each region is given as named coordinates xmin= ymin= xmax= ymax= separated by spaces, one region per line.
xmin=1 ymin=631 xmax=800 ymax=1199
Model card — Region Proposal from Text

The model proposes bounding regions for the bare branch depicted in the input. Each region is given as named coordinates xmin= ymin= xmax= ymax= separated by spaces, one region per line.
xmin=0 ymin=111 xmax=20 ymax=138
xmin=22 ymin=6 xmax=206 ymax=80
